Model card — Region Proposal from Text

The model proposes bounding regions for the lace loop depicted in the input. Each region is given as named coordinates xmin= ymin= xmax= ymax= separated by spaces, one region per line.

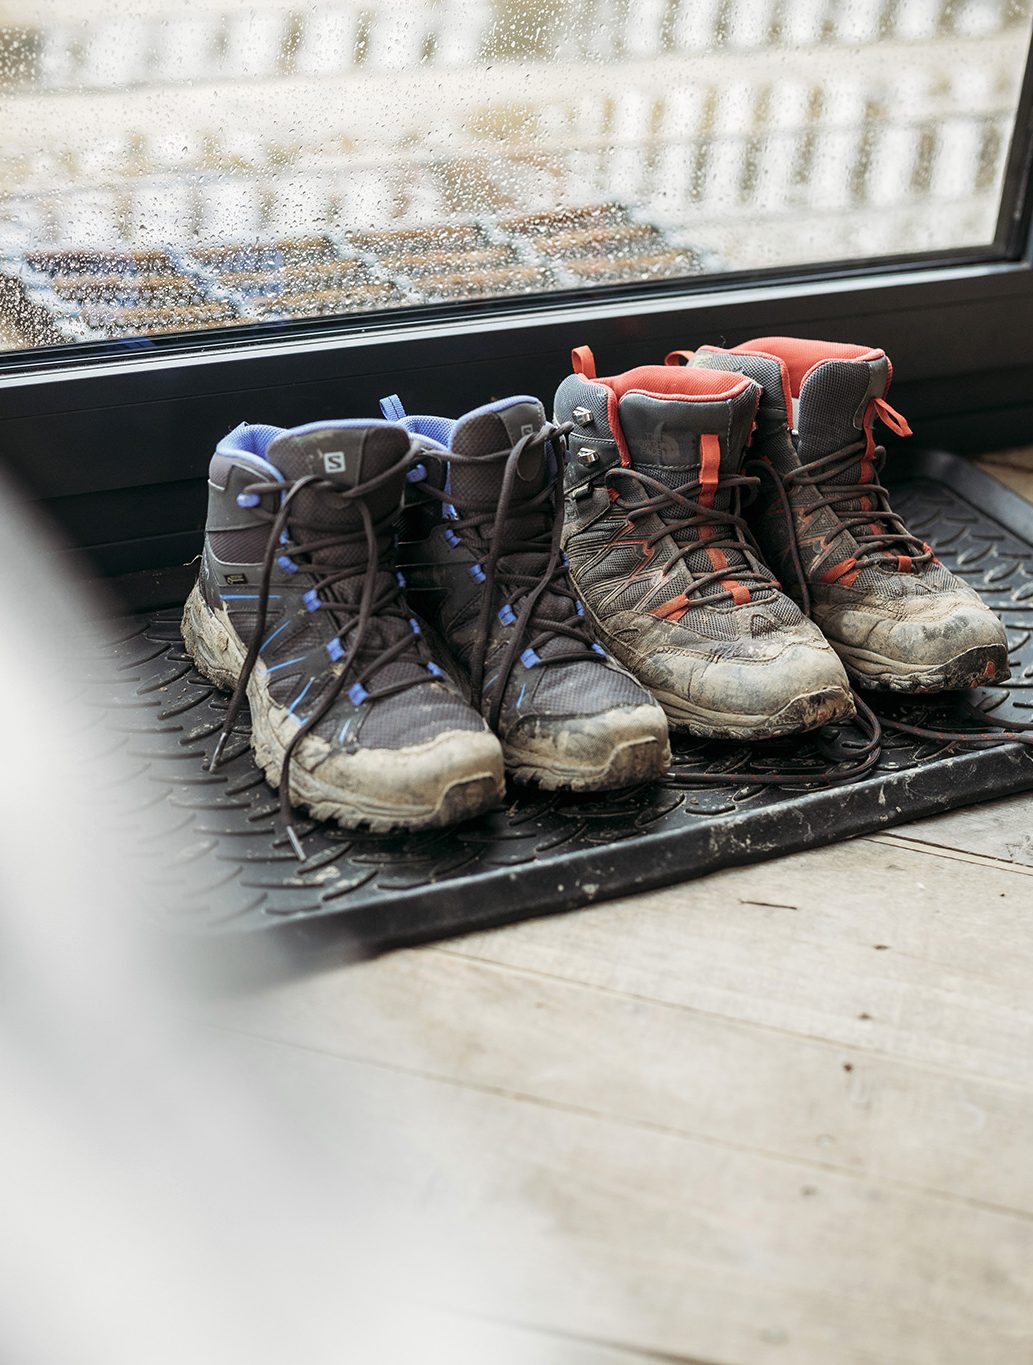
xmin=208 ymin=439 xmax=435 ymax=858
xmin=417 ymin=420 xmax=608 ymax=731
xmin=604 ymin=464 xmax=776 ymax=609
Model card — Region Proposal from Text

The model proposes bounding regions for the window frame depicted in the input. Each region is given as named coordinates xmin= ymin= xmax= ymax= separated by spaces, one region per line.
xmin=2 ymin=30 xmax=1033 ymax=601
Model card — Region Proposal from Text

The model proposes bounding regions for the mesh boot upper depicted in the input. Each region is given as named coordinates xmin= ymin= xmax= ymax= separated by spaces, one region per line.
xmin=396 ymin=395 xmax=653 ymax=735
xmin=555 ymin=358 xmax=809 ymax=646
xmin=200 ymin=419 xmax=484 ymax=751
xmin=690 ymin=338 xmax=962 ymax=607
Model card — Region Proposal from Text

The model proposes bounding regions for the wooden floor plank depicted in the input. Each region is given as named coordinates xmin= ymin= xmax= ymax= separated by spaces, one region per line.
xmin=215 ymin=939 xmax=1033 ymax=1216
xmin=225 ymin=1030 xmax=1033 ymax=1365
xmin=410 ymin=1314 xmax=677 ymax=1365
xmin=438 ymin=837 xmax=1033 ymax=1087
xmin=874 ymin=791 xmax=1033 ymax=868
xmin=978 ymin=448 xmax=1033 ymax=502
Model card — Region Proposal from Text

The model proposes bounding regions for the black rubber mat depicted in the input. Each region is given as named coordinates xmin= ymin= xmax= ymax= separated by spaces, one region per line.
xmin=93 ymin=451 xmax=1033 ymax=960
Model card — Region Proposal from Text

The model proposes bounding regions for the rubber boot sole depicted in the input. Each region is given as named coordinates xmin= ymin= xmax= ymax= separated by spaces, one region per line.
xmin=653 ymin=681 xmax=856 ymax=740
xmin=833 ymin=640 xmax=1011 ymax=693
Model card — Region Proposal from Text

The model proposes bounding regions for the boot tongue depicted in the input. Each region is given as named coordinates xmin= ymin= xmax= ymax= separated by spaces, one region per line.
xmin=449 ymin=395 xmax=572 ymax=643
xmin=264 ymin=422 xmax=417 ymax=678
xmin=616 ymin=382 xmax=757 ymax=484
xmin=613 ymin=379 xmax=765 ymax=597
xmin=796 ymin=355 xmax=890 ymax=466
xmin=266 ymin=420 xmax=409 ymax=536
xmin=448 ymin=396 xmax=549 ymax=507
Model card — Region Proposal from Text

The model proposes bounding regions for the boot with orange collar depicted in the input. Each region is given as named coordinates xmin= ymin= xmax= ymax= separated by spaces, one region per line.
xmin=553 ymin=346 xmax=853 ymax=739
xmin=673 ymin=337 xmax=1010 ymax=692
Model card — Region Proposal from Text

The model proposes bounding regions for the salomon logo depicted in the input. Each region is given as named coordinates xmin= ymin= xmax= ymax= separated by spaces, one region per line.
xmin=322 ymin=450 xmax=347 ymax=474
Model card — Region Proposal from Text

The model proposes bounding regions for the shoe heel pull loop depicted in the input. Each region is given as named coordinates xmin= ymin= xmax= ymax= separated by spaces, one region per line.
xmin=571 ymin=345 xmax=596 ymax=379
xmin=873 ymin=396 xmax=912 ymax=438
xmin=664 ymin=350 xmax=695 ymax=367
xmin=379 ymin=393 xmax=407 ymax=421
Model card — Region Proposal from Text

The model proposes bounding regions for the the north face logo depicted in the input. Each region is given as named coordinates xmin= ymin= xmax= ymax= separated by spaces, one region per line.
xmin=322 ymin=450 xmax=347 ymax=474
xmin=657 ymin=432 xmax=682 ymax=462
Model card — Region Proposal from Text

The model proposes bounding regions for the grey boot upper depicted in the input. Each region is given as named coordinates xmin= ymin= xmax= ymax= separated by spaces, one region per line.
xmin=553 ymin=348 xmax=853 ymax=736
xmin=686 ymin=338 xmax=1010 ymax=688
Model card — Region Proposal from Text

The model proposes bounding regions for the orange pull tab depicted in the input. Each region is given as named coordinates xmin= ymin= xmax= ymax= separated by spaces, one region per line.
xmin=664 ymin=349 xmax=694 ymax=366
xmin=571 ymin=345 xmax=596 ymax=379
xmin=874 ymin=397 xmax=912 ymax=438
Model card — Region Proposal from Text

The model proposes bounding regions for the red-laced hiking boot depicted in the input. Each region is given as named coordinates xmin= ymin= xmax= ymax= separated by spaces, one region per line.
xmin=676 ymin=337 xmax=1010 ymax=692
xmin=553 ymin=346 xmax=854 ymax=740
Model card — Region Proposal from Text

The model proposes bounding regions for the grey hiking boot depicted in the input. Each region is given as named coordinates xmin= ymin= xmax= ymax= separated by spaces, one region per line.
xmin=385 ymin=392 xmax=670 ymax=790
xmin=181 ymin=418 xmax=504 ymax=848
xmin=681 ymin=337 xmax=1011 ymax=691
xmin=553 ymin=346 xmax=854 ymax=739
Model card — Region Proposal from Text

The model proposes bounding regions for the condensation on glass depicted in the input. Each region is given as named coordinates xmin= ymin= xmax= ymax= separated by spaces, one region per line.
xmin=0 ymin=0 xmax=1030 ymax=350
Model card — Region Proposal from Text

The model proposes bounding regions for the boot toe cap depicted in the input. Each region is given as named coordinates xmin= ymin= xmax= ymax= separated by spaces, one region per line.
xmin=643 ymin=638 xmax=855 ymax=739
xmin=501 ymin=701 xmax=671 ymax=791
xmin=820 ymin=592 xmax=1010 ymax=690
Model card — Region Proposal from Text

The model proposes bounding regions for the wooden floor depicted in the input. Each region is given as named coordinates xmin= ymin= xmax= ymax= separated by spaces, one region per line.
xmin=213 ymin=452 xmax=1033 ymax=1365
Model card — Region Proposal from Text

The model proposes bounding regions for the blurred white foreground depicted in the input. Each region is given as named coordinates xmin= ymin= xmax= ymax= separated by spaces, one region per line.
xmin=0 ymin=485 xmax=551 ymax=1365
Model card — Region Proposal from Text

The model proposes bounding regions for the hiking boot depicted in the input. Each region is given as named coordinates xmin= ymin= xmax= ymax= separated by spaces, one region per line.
xmin=181 ymin=419 xmax=504 ymax=846
xmin=384 ymin=391 xmax=670 ymax=790
xmin=679 ymin=337 xmax=1011 ymax=692
xmin=553 ymin=347 xmax=854 ymax=740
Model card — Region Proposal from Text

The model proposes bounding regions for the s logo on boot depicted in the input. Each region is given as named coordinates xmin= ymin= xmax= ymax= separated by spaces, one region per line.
xmin=323 ymin=450 xmax=347 ymax=474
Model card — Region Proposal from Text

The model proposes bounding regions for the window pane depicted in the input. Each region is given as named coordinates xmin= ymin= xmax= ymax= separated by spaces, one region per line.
xmin=1 ymin=0 xmax=1031 ymax=352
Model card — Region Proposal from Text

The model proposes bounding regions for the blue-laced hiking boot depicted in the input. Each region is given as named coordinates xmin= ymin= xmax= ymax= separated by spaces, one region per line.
xmin=679 ymin=337 xmax=1011 ymax=692
xmin=181 ymin=419 xmax=504 ymax=848
xmin=382 ymin=392 xmax=670 ymax=791
xmin=553 ymin=346 xmax=854 ymax=739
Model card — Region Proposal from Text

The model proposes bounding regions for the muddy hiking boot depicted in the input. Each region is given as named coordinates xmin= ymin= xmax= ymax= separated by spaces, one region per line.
xmin=383 ymin=391 xmax=670 ymax=790
xmin=677 ymin=337 xmax=1010 ymax=692
xmin=181 ymin=419 xmax=504 ymax=850
xmin=553 ymin=346 xmax=854 ymax=740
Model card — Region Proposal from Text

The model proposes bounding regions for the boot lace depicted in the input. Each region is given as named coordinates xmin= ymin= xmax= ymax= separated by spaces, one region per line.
xmin=604 ymin=464 xmax=776 ymax=607
xmin=751 ymin=439 xmax=932 ymax=618
xmin=415 ymin=421 xmax=609 ymax=732
xmin=208 ymin=441 xmax=439 ymax=859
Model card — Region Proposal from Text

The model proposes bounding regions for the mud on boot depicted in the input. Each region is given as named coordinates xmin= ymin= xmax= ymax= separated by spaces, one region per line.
xmin=553 ymin=347 xmax=854 ymax=740
xmin=383 ymin=391 xmax=671 ymax=790
xmin=182 ymin=418 xmax=504 ymax=848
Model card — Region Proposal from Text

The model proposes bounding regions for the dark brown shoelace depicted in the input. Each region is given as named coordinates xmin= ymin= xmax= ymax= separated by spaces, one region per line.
xmin=604 ymin=464 xmax=778 ymax=606
xmin=208 ymin=442 xmax=440 ymax=858
xmin=755 ymin=440 xmax=932 ymax=580
xmin=666 ymin=693 xmax=1033 ymax=793
xmin=415 ymin=421 xmax=611 ymax=732
xmin=665 ymin=692 xmax=884 ymax=789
